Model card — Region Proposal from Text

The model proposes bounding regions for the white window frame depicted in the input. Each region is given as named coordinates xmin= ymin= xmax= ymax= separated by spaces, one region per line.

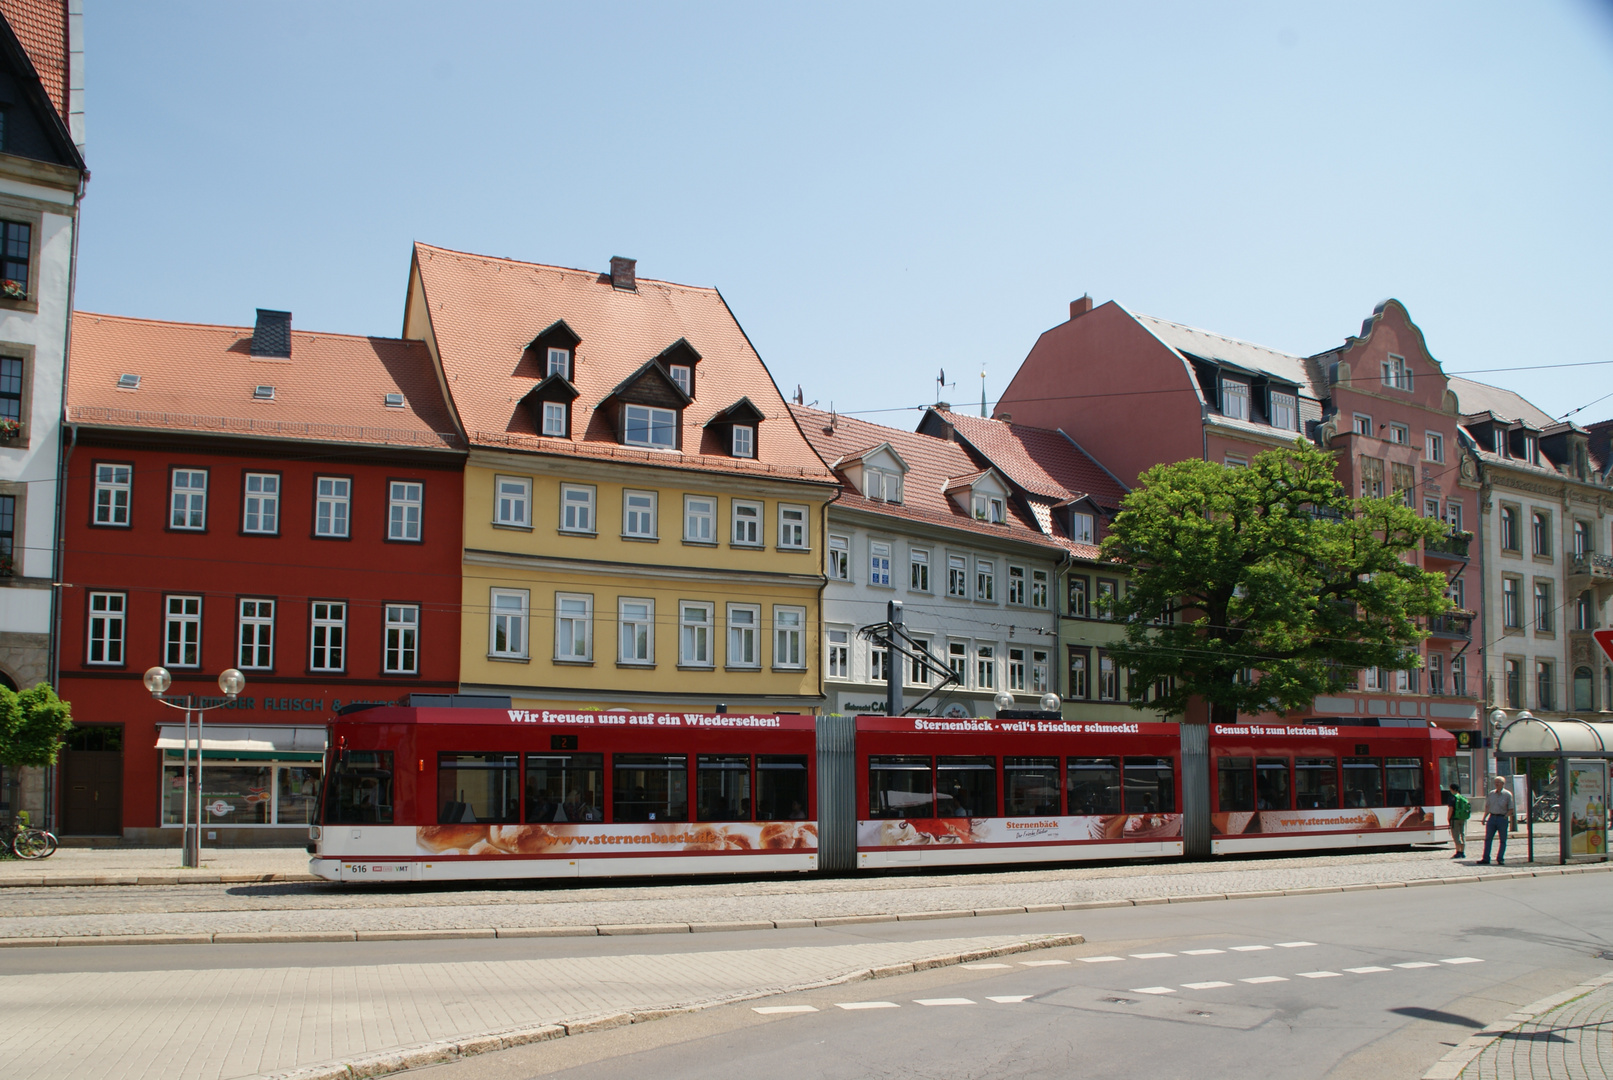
xmin=778 ymin=504 xmax=808 ymax=549
xmin=1008 ymin=647 xmax=1026 ymax=692
xmin=679 ymin=601 xmax=714 ymax=668
xmin=732 ymin=499 xmax=762 ymax=546
xmin=773 ymin=605 xmax=805 ymax=669
xmin=546 ymin=347 xmax=570 ymax=379
xmin=684 ymin=495 xmax=716 ymax=544
xmin=164 ymin=594 xmax=202 ymax=669
xmin=1070 ymin=511 xmax=1095 ymax=546
xmin=384 ymin=604 xmax=419 ymax=675
xmin=976 ymin=558 xmax=995 ymax=602
xmin=1031 ymin=649 xmax=1050 ymax=693
xmin=948 ymin=641 xmax=968 ymax=685
xmin=310 ymin=601 xmax=347 ymax=673
xmin=909 ymin=547 xmax=930 ymax=592
xmin=618 ymin=597 xmax=654 ymax=665
xmin=542 ymin=401 xmax=567 ymax=437
xmin=668 ymin=363 xmax=691 ymax=396
xmin=238 ymin=598 xmax=275 ymax=670
xmin=623 ymin=404 xmax=677 ymax=449
xmin=495 ymin=475 xmax=532 ymax=528
xmin=1007 ymin=565 xmax=1026 ymax=606
xmin=243 ymin=472 xmax=280 ymax=534
xmin=388 ymin=481 xmax=422 ymax=541
xmin=869 ymin=541 xmax=892 ymax=587
xmin=947 ymin=553 xmax=968 ymax=598
xmin=1222 ymin=378 xmax=1249 ymax=421
xmin=1383 ymin=354 xmax=1413 ymax=391
xmin=1425 ymin=431 xmax=1444 ymax=463
xmin=623 ymin=489 xmax=657 ymax=539
xmin=1388 ymin=423 xmax=1409 ymax=446
xmin=1031 ymin=569 xmax=1049 ymax=609
xmin=828 ymin=533 xmax=850 ymax=580
xmin=93 ymin=464 xmax=131 ymax=527
xmin=1270 ymin=390 xmax=1296 ymax=431
xmin=1353 ymin=413 xmax=1373 ymax=437
xmin=731 ymin=425 xmax=754 ymax=458
xmin=315 ymin=476 xmax=350 ymax=537
xmin=976 ymin=644 xmax=996 ymax=689
xmin=554 ymin=592 xmax=591 ymax=661
xmin=1447 ymin=500 xmax=1463 ymax=532
xmin=560 ymin=484 xmax=595 ymax=534
xmin=727 ymin=603 xmax=760 ymax=669
xmin=870 ymin=643 xmax=889 ymax=684
xmin=826 ymin=628 xmax=850 ymax=680
xmin=170 ymin=468 xmax=207 ymax=530
xmin=907 ymin=636 xmax=932 ymax=686
xmin=490 ymin=588 xmax=530 ymax=660
xmin=87 ymin=591 xmax=126 ymax=666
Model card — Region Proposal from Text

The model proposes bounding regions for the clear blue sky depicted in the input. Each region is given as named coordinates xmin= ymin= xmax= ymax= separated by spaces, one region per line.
xmin=75 ymin=1 xmax=1613 ymax=428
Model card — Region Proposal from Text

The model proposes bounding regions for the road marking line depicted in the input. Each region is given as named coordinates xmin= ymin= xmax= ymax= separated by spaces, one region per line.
xmin=1442 ymin=957 xmax=1485 ymax=965
xmin=1181 ymin=948 xmax=1226 ymax=955
xmin=1240 ymin=976 xmax=1289 ymax=984
xmin=1132 ymin=986 xmax=1176 ymax=995
xmin=915 ymin=998 xmax=975 ymax=1006
xmin=1296 ymin=971 xmax=1343 ymax=979
xmin=1345 ymin=966 xmax=1391 ymax=974
xmin=1275 ymin=941 xmax=1318 ymax=948
xmin=1393 ymin=961 xmax=1439 ymax=969
xmin=1020 ymin=959 xmax=1071 ymax=966
xmin=1230 ymin=945 xmax=1272 ymax=952
xmin=836 ymin=1002 xmax=899 ymax=1010
xmin=987 ymin=995 xmax=1033 ymax=1003
xmin=1130 ymin=952 xmax=1175 ymax=959
xmin=960 ymin=963 xmax=1012 ymax=969
xmin=1181 ymin=981 xmax=1233 ymax=990
xmin=753 ymin=1005 xmax=818 ymax=1014
xmin=1078 ymin=956 xmax=1125 ymax=963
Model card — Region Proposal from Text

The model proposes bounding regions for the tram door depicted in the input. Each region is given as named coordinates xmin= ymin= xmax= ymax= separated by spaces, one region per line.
xmin=1443 ymin=730 xmax=1476 ymax=799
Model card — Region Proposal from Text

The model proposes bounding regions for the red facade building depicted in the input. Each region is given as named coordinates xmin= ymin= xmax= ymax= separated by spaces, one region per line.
xmin=57 ymin=310 xmax=465 ymax=843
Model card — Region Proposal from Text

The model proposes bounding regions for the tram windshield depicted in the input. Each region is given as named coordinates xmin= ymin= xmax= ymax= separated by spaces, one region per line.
xmin=321 ymin=750 xmax=394 ymax=825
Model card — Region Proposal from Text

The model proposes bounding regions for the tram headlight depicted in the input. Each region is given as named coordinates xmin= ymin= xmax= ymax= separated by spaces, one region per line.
xmin=309 ymin=826 xmax=321 ymax=842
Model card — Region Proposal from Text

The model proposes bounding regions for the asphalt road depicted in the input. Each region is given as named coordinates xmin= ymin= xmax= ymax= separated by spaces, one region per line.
xmin=400 ymin=875 xmax=1613 ymax=1080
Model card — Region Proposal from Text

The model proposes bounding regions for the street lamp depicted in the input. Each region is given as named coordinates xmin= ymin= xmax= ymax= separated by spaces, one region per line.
xmin=144 ymin=666 xmax=245 ymax=869
xmin=993 ymin=690 xmax=1015 ymax=716
xmin=1040 ymin=692 xmax=1062 ymax=715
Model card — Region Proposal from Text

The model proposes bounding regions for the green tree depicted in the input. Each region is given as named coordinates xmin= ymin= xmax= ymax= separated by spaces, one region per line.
xmin=0 ymin=683 xmax=74 ymax=768
xmin=1101 ymin=441 xmax=1453 ymax=727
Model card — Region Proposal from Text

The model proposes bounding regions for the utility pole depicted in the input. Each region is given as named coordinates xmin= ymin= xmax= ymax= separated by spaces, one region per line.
xmin=886 ymin=600 xmax=903 ymax=717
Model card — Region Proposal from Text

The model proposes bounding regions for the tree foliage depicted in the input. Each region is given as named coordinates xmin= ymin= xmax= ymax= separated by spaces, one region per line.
xmin=1100 ymin=441 xmax=1453 ymax=725
xmin=0 ymin=683 xmax=74 ymax=768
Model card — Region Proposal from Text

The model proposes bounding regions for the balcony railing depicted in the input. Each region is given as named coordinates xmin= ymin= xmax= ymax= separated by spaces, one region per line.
xmin=1429 ymin=611 xmax=1474 ymax=639
xmin=1569 ymin=553 xmax=1613 ymax=581
xmin=1424 ymin=531 xmax=1473 ymax=560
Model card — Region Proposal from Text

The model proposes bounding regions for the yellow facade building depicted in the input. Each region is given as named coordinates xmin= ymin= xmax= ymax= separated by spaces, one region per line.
xmin=404 ymin=246 xmax=839 ymax=713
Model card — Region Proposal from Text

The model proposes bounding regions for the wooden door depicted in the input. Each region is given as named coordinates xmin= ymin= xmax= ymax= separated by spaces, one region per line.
xmin=59 ymin=725 xmax=123 ymax=836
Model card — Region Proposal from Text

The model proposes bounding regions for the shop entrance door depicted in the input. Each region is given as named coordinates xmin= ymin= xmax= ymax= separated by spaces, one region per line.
xmin=60 ymin=725 xmax=124 ymax=836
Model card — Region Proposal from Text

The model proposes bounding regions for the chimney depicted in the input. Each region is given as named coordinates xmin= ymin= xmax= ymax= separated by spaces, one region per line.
xmin=1069 ymin=295 xmax=1092 ymax=321
xmin=251 ymin=309 xmax=292 ymax=358
xmin=999 ymin=413 xmax=1012 ymax=425
xmin=609 ymin=256 xmax=637 ymax=291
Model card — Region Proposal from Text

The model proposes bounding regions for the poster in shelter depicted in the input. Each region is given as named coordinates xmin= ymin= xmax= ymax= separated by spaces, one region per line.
xmin=1568 ymin=759 xmax=1607 ymax=858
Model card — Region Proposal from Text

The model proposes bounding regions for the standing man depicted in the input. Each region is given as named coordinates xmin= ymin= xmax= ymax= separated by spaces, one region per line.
xmin=1443 ymin=783 xmax=1470 ymax=859
xmin=1478 ymin=775 xmax=1515 ymax=865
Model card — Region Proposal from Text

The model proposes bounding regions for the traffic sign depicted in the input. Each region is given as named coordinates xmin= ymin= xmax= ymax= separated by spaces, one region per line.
xmin=1595 ymin=629 xmax=1613 ymax=664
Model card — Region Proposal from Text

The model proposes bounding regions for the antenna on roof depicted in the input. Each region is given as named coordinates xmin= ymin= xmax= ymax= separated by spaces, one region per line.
xmin=936 ymin=368 xmax=955 ymax=409
xmin=794 ymin=384 xmax=804 ymax=405
xmin=824 ymin=403 xmax=837 ymax=434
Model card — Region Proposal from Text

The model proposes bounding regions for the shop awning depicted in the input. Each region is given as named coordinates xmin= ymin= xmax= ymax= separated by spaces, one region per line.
xmin=1495 ymin=717 xmax=1613 ymax=757
xmin=156 ymin=725 xmax=327 ymax=760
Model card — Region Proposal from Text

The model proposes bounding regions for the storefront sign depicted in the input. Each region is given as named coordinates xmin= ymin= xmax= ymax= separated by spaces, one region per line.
xmin=167 ymin=694 xmax=401 ymax=713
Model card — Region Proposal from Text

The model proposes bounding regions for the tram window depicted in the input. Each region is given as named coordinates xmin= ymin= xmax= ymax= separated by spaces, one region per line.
xmin=697 ymin=755 xmax=752 ymax=821
xmin=1342 ymin=758 xmax=1384 ymax=808
xmin=1294 ymin=758 xmax=1339 ymax=809
xmin=1123 ymin=757 xmax=1174 ymax=814
xmin=756 ymin=756 xmax=809 ymax=820
xmin=1217 ymin=757 xmax=1255 ymax=812
xmin=937 ymin=756 xmax=997 ymax=818
xmin=322 ymin=750 xmax=393 ymax=824
xmin=1067 ymin=757 xmax=1121 ymax=815
xmin=1256 ymin=758 xmax=1290 ymax=810
xmin=1005 ymin=757 xmax=1061 ymax=815
xmin=1386 ymin=757 xmax=1422 ymax=807
xmin=613 ymin=754 xmax=688 ymax=823
xmin=439 ymin=753 xmax=520 ymax=824
xmin=868 ymin=756 xmax=933 ymax=819
xmin=525 ymin=753 xmax=603 ymax=823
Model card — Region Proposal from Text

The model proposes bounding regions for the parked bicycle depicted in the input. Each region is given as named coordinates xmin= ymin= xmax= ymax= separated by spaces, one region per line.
xmin=4 ymin=812 xmax=58 ymax=859
xmin=1531 ymin=794 xmax=1560 ymax=823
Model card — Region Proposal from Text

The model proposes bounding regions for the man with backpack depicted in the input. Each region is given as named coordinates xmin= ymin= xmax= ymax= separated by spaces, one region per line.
xmin=1443 ymin=782 xmax=1470 ymax=859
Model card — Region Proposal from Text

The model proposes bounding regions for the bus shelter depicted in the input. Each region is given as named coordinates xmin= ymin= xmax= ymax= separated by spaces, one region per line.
xmin=1494 ymin=717 xmax=1613 ymax=864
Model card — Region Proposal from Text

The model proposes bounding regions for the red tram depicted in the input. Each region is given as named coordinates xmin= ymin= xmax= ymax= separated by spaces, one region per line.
xmin=307 ymin=705 xmax=1453 ymax=884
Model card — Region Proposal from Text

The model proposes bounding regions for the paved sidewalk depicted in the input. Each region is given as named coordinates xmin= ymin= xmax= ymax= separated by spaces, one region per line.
xmin=1423 ymin=971 xmax=1613 ymax=1079
xmin=0 ymin=931 xmax=1069 ymax=1080
xmin=0 ymin=845 xmax=314 ymax=885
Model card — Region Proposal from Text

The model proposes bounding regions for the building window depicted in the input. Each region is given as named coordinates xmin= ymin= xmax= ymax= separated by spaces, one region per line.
xmin=495 ymin=476 xmax=531 ymax=528
xmin=727 ymin=604 xmax=760 ymax=668
xmin=1504 ymin=658 xmax=1522 ymax=709
xmin=1535 ymin=579 xmax=1555 ymax=633
xmin=93 ymin=464 xmax=132 ymax=526
xmin=947 ymin=554 xmax=968 ymax=598
xmin=870 ymin=644 xmax=889 ymax=684
xmin=309 ymin=602 xmax=346 ymax=672
xmin=1070 ymin=511 xmax=1096 ymax=546
xmin=1068 ymin=575 xmax=1089 ymax=617
xmin=1578 ymin=590 xmax=1595 ymax=632
xmin=1388 ymin=423 xmax=1409 ymax=446
xmin=731 ymin=425 xmax=754 ymax=458
xmin=869 ymin=542 xmax=892 ymax=587
xmin=1031 ymin=569 xmax=1049 ymax=609
xmin=1221 ymin=378 xmax=1249 ymax=420
xmin=1359 ymin=456 xmax=1384 ymax=499
xmin=1007 ymin=565 xmax=1026 ymax=605
xmin=1096 ymin=579 xmax=1117 ymax=619
xmin=976 ymin=559 xmax=995 ymax=602
xmin=1391 ymin=462 xmax=1416 ymax=507
xmin=554 ymin=592 xmax=590 ymax=661
xmin=732 ymin=500 xmax=762 ymax=545
xmin=1424 ymin=497 xmax=1442 ymax=520
xmin=948 ymin=641 xmax=968 ymax=685
xmin=972 ymin=493 xmax=1006 ymax=523
xmin=1533 ymin=512 xmax=1551 ymax=557
xmin=623 ymin=404 xmax=677 ymax=448
xmin=164 ymin=595 xmax=202 ymax=668
xmin=243 ymin=473 xmax=280 ymax=534
xmin=1427 ymin=651 xmax=1444 ymax=695
xmin=774 ymin=606 xmax=805 ymax=669
xmin=1425 ymin=432 xmax=1444 ymax=463
xmin=238 ymin=599 xmax=275 ymax=670
xmin=976 ymin=645 xmax=996 ymax=690
xmin=0 ymin=220 xmax=30 ymax=295
xmin=623 ymin=490 xmax=657 ymax=538
xmin=1031 ymin=649 xmax=1049 ymax=693
xmin=542 ymin=402 xmax=568 ymax=437
xmin=1353 ymin=414 xmax=1373 ymax=436
xmin=826 ymin=628 xmax=849 ymax=679
xmin=1502 ymin=577 xmax=1521 ymax=628
xmin=560 ymin=484 xmax=595 ymax=533
xmin=778 ymin=505 xmax=807 ymax=549
xmin=489 ymin=589 xmax=529 ymax=659
xmin=1451 ymin=655 xmax=1466 ymax=697
xmin=668 ymin=363 xmax=691 ymax=396
xmin=908 ymin=637 xmax=932 ymax=686
xmin=170 ymin=469 xmax=207 ymax=530
xmin=1067 ymin=648 xmax=1088 ymax=699
xmin=315 ymin=477 xmax=350 ymax=537
xmin=1500 ymin=507 xmax=1519 ymax=551
xmin=1098 ymin=651 xmax=1118 ymax=700
xmin=619 ymin=598 xmax=653 ymax=665
xmin=910 ymin=548 xmax=930 ymax=592
xmin=1382 ymin=354 xmax=1413 ymax=391
xmin=680 ymin=602 xmax=713 ymax=667
xmin=1270 ymin=391 xmax=1296 ymax=430
xmin=384 ymin=604 xmax=419 ymax=674
xmin=389 ymin=481 xmax=422 ymax=541
xmin=546 ymin=347 xmax=570 ymax=379
xmin=1574 ymin=520 xmax=1591 ymax=558
xmin=1008 ymin=647 xmax=1026 ymax=692
xmin=685 ymin=496 xmax=715 ymax=543
xmin=1537 ymin=660 xmax=1555 ymax=711
xmin=1521 ymin=434 xmax=1539 ymax=465
xmin=1448 ymin=577 xmax=1465 ymax=610
xmin=87 ymin=592 xmax=126 ymax=665
xmin=828 ymin=533 xmax=850 ymax=580
xmin=1447 ymin=501 xmax=1463 ymax=532
xmin=1574 ymin=666 xmax=1594 ymax=712
xmin=1224 ymin=455 xmax=1248 ymax=469
xmin=864 ymin=467 xmax=901 ymax=503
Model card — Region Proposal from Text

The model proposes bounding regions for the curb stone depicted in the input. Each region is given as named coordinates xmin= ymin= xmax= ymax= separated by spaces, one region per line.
xmin=0 ymin=872 xmax=319 ymax=888
xmin=253 ymin=933 xmax=1083 ymax=1080
xmin=1 ymin=864 xmax=1606 ymax=949
xmin=1420 ymin=969 xmax=1613 ymax=1079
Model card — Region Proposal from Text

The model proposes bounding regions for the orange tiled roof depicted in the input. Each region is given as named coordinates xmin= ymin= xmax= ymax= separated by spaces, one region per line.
xmin=68 ymin=312 xmax=462 ymax=450
xmin=0 ymin=0 xmax=65 ymax=123
xmin=790 ymin=404 xmax=1063 ymax=552
xmin=411 ymin=244 xmax=836 ymax=484
xmin=930 ymin=408 xmax=1127 ymax=509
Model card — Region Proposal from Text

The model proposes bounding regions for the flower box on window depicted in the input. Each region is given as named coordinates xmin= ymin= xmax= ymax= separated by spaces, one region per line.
xmin=0 ymin=281 xmax=26 ymax=301
xmin=0 ymin=419 xmax=19 ymax=440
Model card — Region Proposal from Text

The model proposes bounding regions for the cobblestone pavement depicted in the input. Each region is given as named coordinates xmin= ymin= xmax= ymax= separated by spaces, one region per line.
xmin=1420 ymin=973 xmax=1613 ymax=1079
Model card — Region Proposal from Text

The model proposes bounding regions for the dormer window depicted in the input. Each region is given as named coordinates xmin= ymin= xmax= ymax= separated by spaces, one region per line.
xmin=624 ymin=404 xmax=677 ymax=448
xmin=543 ymin=402 xmax=568 ymax=437
xmin=521 ymin=369 xmax=581 ymax=440
xmin=1070 ymin=511 xmax=1095 ymax=545
xmin=547 ymin=348 xmax=571 ymax=379
xmin=731 ymin=425 xmax=754 ymax=458
xmin=1221 ymin=378 xmax=1249 ymax=421
xmin=669 ymin=364 xmax=691 ymax=396
xmin=652 ymin=338 xmax=701 ymax=399
xmin=972 ymin=494 xmax=1005 ymax=524
xmin=117 ymin=373 xmax=141 ymax=390
xmin=1269 ymin=390 xmax=1296 ymax=430
xmin=865 ymin=467 xmax=901 ymax=503
xmin=704 ymin=396 xmax=765 ymax=460
xmin=253 ymin=385 xmax=275 ymax=400
xmin=526 ymin=319 xmax=582 ymax=382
